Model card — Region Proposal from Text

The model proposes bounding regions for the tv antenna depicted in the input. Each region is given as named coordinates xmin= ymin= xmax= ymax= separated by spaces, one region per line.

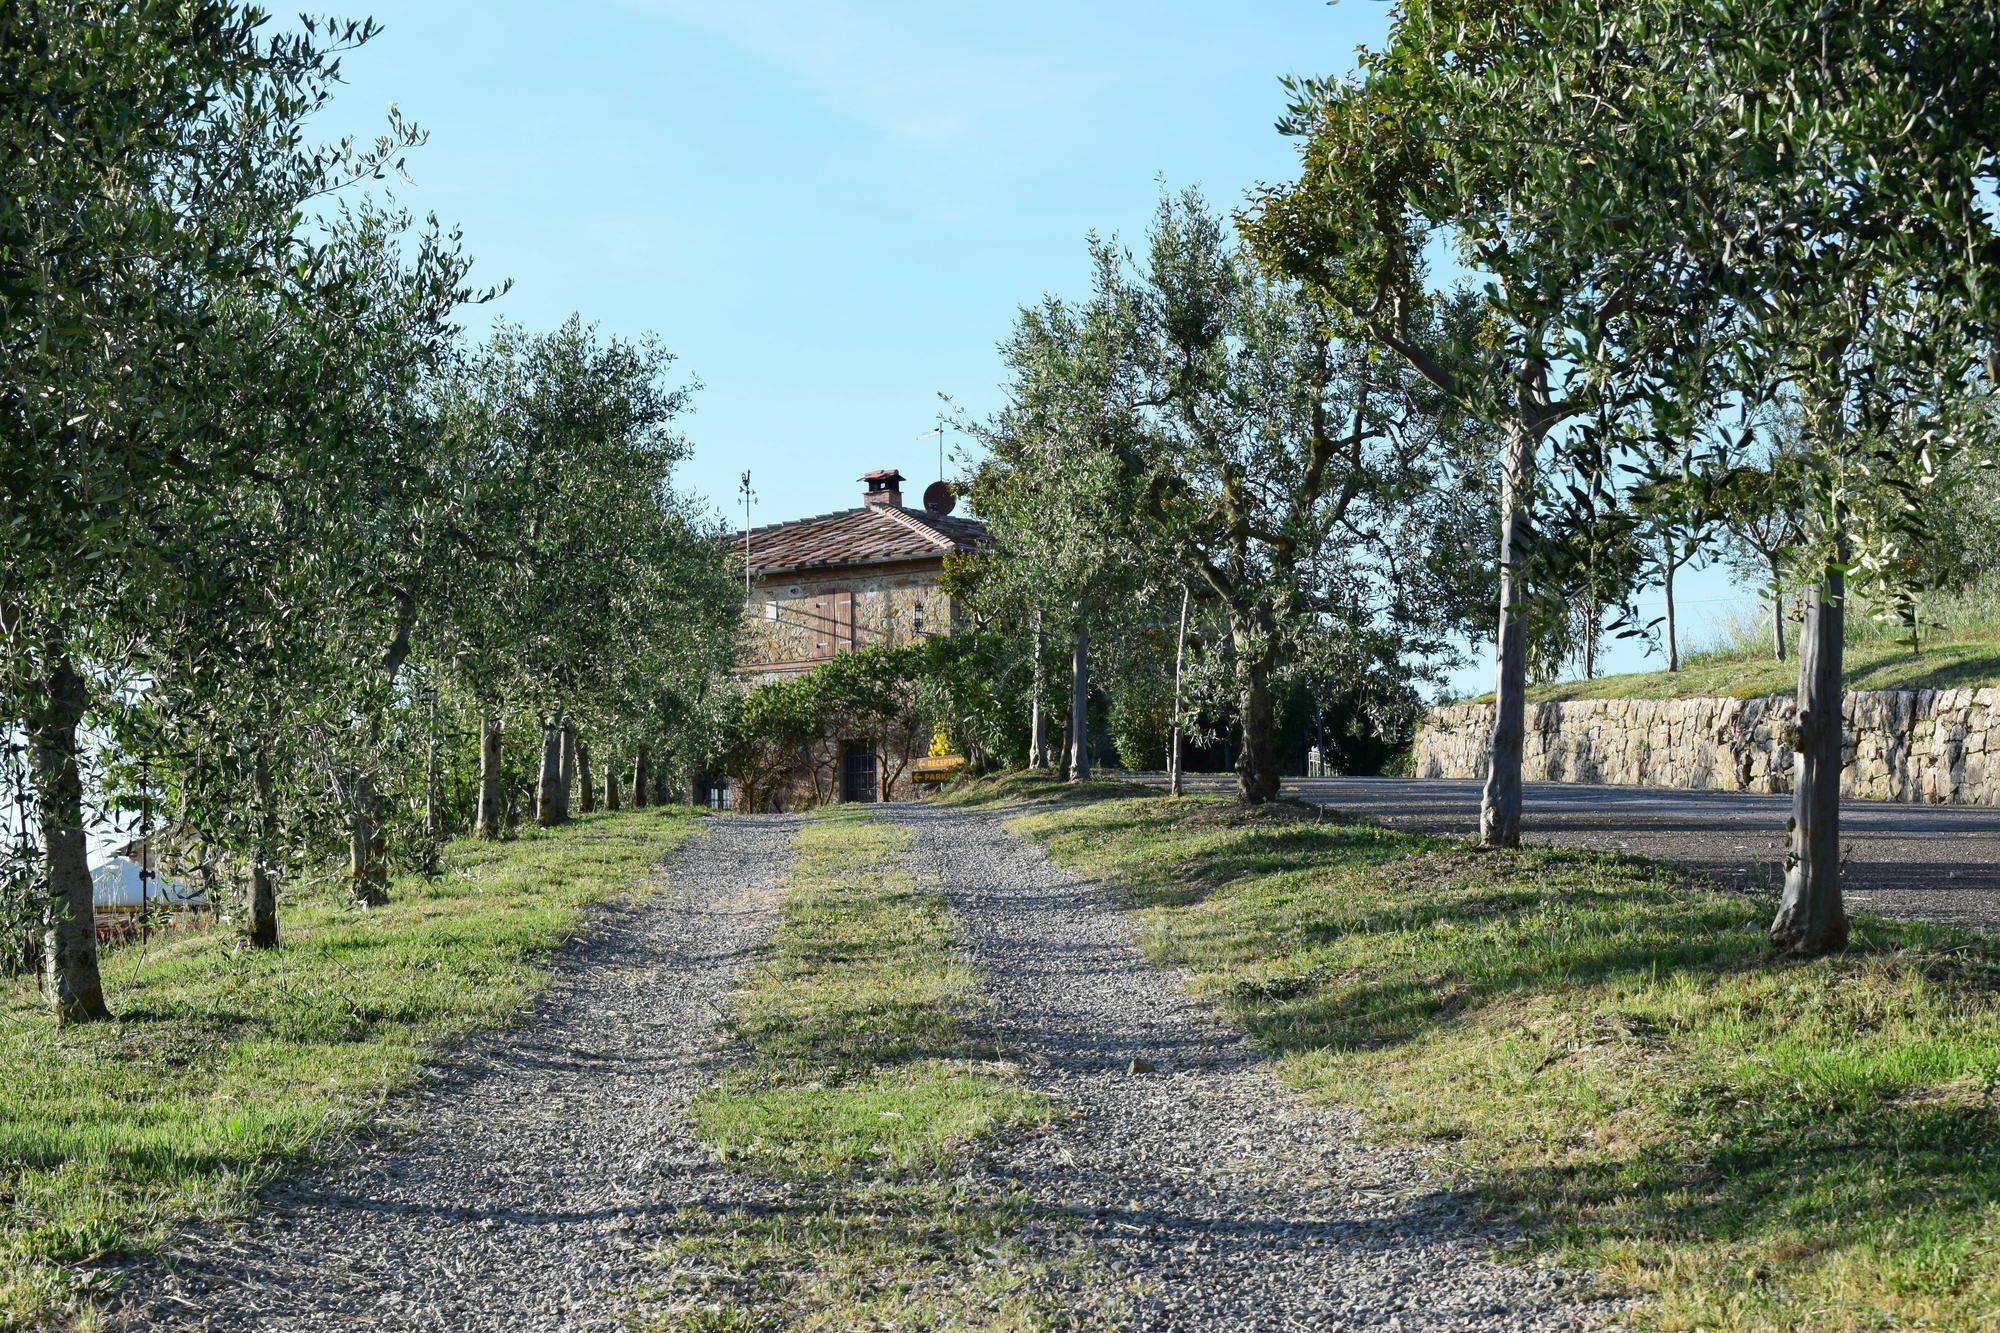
xmin=916 ymin=411 xmax=950 ymax=482
xmin=738 ymin=470 xmax=755 ymax=601
xmin=916 ymin=411 xmax=957 ymax=515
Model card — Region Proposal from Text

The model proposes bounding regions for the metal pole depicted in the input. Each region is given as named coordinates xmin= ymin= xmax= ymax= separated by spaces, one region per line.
xmin=1170 ymin=586 xmax=1189 ymax=797
xmin=1030 ymin=609 xmax=1047 ymax=769
xmin=425 ymin=679 xmax=441 ymax=863
xmin=739 ymin=470 xmax=754 ymax=602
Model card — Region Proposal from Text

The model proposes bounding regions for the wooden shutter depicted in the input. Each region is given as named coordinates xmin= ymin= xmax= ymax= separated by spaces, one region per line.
xmin=834 ymin=591 xmax=855 ymax=653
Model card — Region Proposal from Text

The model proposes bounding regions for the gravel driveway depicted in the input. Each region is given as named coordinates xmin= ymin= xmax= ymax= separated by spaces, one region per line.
xmin=881 ymin=803 xmax=1624 ymax=1331
xmin=110 ymin=814 xmax=797 ymax=1332
xmin=110 ymin=805 xmax=1630 ymax=1330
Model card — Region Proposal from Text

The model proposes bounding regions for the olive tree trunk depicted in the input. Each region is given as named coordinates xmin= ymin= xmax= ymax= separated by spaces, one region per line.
xmin=536 ymin=718 xmax=566 ymax=827
xmin=574 ymin=734 xmax=595 ymax=814
xmin=630 ymin=745 xmax=650 ymax=809
xmin=32 ymin=647 xmax=110 ymax=1024
xmin=1231 ymin=612 xmax=1281 ymax=804
xmin=348 ymin=770 xmax=389 ymax=905
xmin=604 ymin=763 xmax=620 ymax=812
xmin=1769 ymin=567 xmax=1849 ymax=956
xmin=1663 ymin=545 xmax=1681 ymax=672
xmin=245 ymin=748 xmax=278 ymax=950
xmin=1068 ymin=612 xmax=1090 ymax=784
xmin=556 ymin=720 xmax=576 ymax=822
xmin=1480 ymin=416 xmax=1537 ymax=850
xmin=349 ymin=594 xmax=414 ymax=904
xmin=475 ymin=711 xmax=503 ymax=838
xmin=1582 ymin=595 xmax=1598 ymax=679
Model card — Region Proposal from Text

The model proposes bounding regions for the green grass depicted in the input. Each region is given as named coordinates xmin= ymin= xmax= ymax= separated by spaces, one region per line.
xmin=1515 ymin=628 xmax=2000 ymax=703
xmin=662 ymin=809 xmax=1101 ymax=1329
xmin=976 ymin=774 xmax=2000 ymax=1331
xmin=0 ymin=807 xmax=702 ymax=1328
xmin=934 ymin=769 xmax=1157 ymax=811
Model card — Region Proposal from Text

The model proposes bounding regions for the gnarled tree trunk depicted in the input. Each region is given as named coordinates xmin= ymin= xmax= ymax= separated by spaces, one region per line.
xmin=475 ymin=711 xmax=502 ymax=838
xmin=556 ymin=720 xmax=575 ymax=822
xmin=32 ymin=646 xmax=110 ymax=1024
xmin=348 ymin=771 xmax=389 ymax=905
xmin=574 ymin=734 xmax=594 ymax=814
xmin=1234 ymin=652 xmax=1279 ymax=803
xmin=1069 ymin=611 xmax=1090 ymax=784
xmin=630 ymin=745 xmax=649 ymax=809
xmin=1481 ymin=416 xmax=1537 ymax=850
xmin=1769 ymin=566 xmax=1849 ymax=955
xmin=245 ymin=748 xmax=278 ymax=950
xmin=246 ymin=865 xmax=277 ymax=950
xmin=536 ymin=718 xmax=566 ymax=827
xmin=604 ymin=763 xmax=620 ymax=811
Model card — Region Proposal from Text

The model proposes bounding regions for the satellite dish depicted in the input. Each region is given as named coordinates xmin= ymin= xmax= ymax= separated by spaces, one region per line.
xmin=922 ymin=481 xmax=957 ymax=516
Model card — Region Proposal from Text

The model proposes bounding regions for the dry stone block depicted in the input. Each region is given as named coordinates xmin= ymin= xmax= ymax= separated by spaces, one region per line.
xmin=1411 ymin=687 xmax=2000 ymax=806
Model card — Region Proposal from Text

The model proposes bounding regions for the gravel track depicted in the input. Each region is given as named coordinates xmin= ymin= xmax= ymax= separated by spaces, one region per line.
xmin=881 ymin=802 xmax=1626 ymax=1331
xmin=110 ymin=814 xmax=798 ymax=1332
xmin=110 ymin=803 xmax=1632 ymax=1330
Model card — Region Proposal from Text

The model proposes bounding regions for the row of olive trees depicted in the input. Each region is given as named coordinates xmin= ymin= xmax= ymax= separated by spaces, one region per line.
xmin=0 ymin=5 xmax=737 ymax=1024
xmin=962 ymin=193 xmax=1499 ymax=801
xmin=1241 ymin=0 xmax=2000 ymax=953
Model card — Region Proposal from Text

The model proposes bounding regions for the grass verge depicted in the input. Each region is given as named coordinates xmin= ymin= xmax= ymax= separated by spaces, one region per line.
xmin=1509 ymin=629 xmax=2000 ymax=703
xmin=977 ymin=773 xmax=2000 ymax=1332
xmin=0 ymin=807 xmax=702 ymax=1328
xmin=660 ymin=808 xmax=1097 ymax=1329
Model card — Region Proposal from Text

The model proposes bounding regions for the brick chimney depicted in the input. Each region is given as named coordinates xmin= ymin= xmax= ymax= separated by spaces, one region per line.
xmin=860 ymin=468 xmax=904 ymax=508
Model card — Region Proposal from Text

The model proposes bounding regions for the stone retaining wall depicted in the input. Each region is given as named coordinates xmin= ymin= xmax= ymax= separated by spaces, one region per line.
xmin=1414 ymin=688 xmax=2000 ymax=804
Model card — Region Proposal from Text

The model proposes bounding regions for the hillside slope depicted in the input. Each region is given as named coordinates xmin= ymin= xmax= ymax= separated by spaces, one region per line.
xmin=1504 ymin=630 xmax=2000 ymax=704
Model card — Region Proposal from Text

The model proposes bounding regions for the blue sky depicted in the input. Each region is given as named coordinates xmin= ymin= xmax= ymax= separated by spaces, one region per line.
xmin=323 ymin=0 xmax=1759 ymax=694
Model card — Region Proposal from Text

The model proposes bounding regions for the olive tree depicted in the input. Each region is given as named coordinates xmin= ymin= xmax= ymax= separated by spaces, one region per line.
xmin=1100 ymin=195 xmax=1494 ymax=800
xmin=1446 ymin=0 xmax=2000 ymax=952
xmin=1243 ymin=6 xmax=1658 ymax=844
xmin=0 ymin=4 xmax=423 ymax=1019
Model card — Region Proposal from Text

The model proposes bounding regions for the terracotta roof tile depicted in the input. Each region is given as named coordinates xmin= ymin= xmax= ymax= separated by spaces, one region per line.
xmin=733 ymin=505 xmax=988 ymax=576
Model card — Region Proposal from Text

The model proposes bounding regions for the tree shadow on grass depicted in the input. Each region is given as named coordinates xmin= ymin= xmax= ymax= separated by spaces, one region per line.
xmin=1844 ymin=648 xmax=2000 ymax=695
xmin=1050 ymin=792 xmax=2000 ymax=1316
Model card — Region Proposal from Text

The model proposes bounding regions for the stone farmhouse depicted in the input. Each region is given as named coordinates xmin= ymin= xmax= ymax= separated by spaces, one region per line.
xmin=720 ymin=468 xmax=988 ymax=806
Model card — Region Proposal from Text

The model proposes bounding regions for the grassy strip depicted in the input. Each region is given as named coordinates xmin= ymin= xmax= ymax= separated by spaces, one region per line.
xmin=662 ymin=808 xmax=1096 ymax=1329
xmin=971 ymin=772 xmax=2000 ymax=1331
xmin=0 ymin=807 xmax=702 ymax=1327
xmin=1503 ymin=629 xmax=2000 ymax=703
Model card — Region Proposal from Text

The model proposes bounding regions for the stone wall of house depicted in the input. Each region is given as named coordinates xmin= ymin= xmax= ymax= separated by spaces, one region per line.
xmin=1413 ymin=688 xmax=2000 ymax=804
xmin=738 ymin=564 xmax=951 ymax=677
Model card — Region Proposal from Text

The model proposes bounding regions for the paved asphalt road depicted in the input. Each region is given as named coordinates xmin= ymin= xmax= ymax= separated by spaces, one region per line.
xmin=1137 ymin=773 xmax=2000 ymax=930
